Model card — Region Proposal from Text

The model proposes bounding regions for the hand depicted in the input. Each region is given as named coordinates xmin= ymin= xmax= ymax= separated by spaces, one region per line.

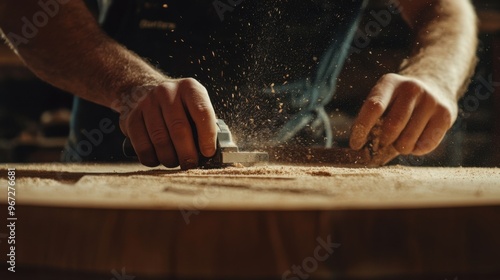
xmin=350 ymin=73 xmax=458 ymax=156
xmin=117 ymin=78 xmax=217 ymax=169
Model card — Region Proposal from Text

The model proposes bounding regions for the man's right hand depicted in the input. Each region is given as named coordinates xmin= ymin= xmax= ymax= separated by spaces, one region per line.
xmin=0 ymin=0 xmax=217 ymax=170
xmin=116 ymin=78 xmax=217 ymax=170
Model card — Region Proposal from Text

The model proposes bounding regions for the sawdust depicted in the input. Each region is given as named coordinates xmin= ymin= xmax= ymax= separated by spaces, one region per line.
xmin=185 ymin=165 xmax=378 ymax=177
xmin=367 ymin=119 xmax=384 ymax=153
xmin=365 ymin=119 xmax=400 ymax=166
xmin=0 ymin=163 xmax=499 ymax=210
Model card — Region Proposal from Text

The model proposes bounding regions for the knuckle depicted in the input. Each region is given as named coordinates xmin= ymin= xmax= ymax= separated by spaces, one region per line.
xmin=380 ymin=73 xmax=398 ymax=82
xmin=179 ymin=78 xmax=206 ymax=93
xmin=396 ymin=146 xmax=412 ymax=155
xmin=385 ymin=114 xmax=406 ymax=128
xmin=436 ymin=107 xmax=453 ymax=127
xmin=154 ymin=83 xmax=171 ymax=96
xmin=186 ymin=77 xmax=201 ymax=86
xmin=430 ymin=127 xmax=446 ymax=142
xmin=141 ymin=94 xmax=156 ymax=108
xmin=366 ymin=98 xmax=386 ymax=113
xmin=350 ymin=122 xmax=369 ymax=138
xmin=423 ymin=94 xmax=438 ymax=107
xmin=168 ymin=118 xmax=191 ymax=135
xmin=415 ymin=137 xmax=437 ymax=154
xmin=400 ymin=80 xmax=422 ymax=92
xmin=423 ymin=95 xmax=438 ymax=112
xmin=442 ymin=112 xmax=453 ymax=128
xmin=181 ymin=77 xmax=198 ymax=85
xmin=351 ymin=122 xmax=367 ymax=133
xmin=394 ymin=136 xmax=414 ymax=155
xmin=125 ymin=109 xmax=141 ymax=127
xmin=149 ymin=128 xmax=170 ymax=145
xmin=378 ymin=73 xmax=403 ymax=87
xmin=194 ymin=102 xmax=214 ymax=117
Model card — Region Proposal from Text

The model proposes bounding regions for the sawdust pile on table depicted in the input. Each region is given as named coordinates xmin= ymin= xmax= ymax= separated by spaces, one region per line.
xmin=1 ymin=163 xmax=499 ymax=210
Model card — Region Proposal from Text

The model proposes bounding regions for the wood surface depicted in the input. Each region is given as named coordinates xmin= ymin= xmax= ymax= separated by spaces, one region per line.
xmin=0 ymin=163 xmax=499 ymax=279
xmin=0 ymin=163 xmax=499 ymax=209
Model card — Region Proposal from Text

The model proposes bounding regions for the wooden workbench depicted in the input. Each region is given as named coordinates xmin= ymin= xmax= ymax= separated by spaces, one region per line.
xmin=0 ymin=163 xmax=499 ymax=280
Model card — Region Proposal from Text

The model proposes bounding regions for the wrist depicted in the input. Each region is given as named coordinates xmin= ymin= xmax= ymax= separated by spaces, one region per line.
xmin=398 ymin=70 xmax=457 ymax=102
xmin=109 ymin=75 xmax=169 ymax=115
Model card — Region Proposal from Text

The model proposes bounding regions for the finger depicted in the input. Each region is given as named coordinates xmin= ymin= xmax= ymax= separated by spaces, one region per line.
xmin=379 ymin=86 xmax=420 ymax=148
xmin=370 ymin=144 xmax=400 ymax=166
xmin=179 ymin=79 xmax=217 ymax=157
xmin=143 ymin=106 xmax=179 ymax=168
xmin=127 ymin=111 xmax=160 ymax=167
xmin=159 ymin=84 xmax=199 ymax=170
xmin=350 ymin=76 xmax=396 ymax=150
xmin=393 ymin=100 xmax=435 ymax=155
xmin=413 ymin=114 xmax=448 ymax=156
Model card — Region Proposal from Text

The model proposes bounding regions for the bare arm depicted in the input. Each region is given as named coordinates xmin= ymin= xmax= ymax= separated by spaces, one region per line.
xmin=350 ymin=0 xmax=478 ymax=159
xmin=0 ymin=0 xmax=217 ymax=169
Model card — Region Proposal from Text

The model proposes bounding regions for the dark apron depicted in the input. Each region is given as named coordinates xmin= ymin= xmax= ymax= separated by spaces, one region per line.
xmin=63 ymin=0 xmax=367 ymax=162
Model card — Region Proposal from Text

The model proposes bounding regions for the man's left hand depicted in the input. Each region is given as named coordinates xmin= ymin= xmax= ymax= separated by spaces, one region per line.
xmin=350 ymin=73 xmax=458 ymax=156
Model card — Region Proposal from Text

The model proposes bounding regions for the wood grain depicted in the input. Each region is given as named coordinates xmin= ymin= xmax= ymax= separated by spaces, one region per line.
xmin=0 ymin=163 xmax=499 ymax=279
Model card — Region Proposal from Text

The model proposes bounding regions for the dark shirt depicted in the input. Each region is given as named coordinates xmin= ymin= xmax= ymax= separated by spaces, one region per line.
xmin=63 ymin=0 xmax=367 ymax=162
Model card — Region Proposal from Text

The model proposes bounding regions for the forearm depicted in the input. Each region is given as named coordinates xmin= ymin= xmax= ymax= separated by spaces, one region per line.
xmin=399 ymin=0 xmax=478 ymax=100
xmin=0 ymin=0 xmax=165 ymax=109
xmin=350 ymin=0 xmax=479 ymax=161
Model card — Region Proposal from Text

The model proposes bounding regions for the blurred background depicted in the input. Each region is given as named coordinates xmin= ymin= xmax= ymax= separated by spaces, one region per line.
xmin=0 ymin=0 xmax=498 ymax=166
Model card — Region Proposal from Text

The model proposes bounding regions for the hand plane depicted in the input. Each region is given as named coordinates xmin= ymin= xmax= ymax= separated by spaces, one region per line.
xmin=123 ymin=119 xmax=269 ymax=168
